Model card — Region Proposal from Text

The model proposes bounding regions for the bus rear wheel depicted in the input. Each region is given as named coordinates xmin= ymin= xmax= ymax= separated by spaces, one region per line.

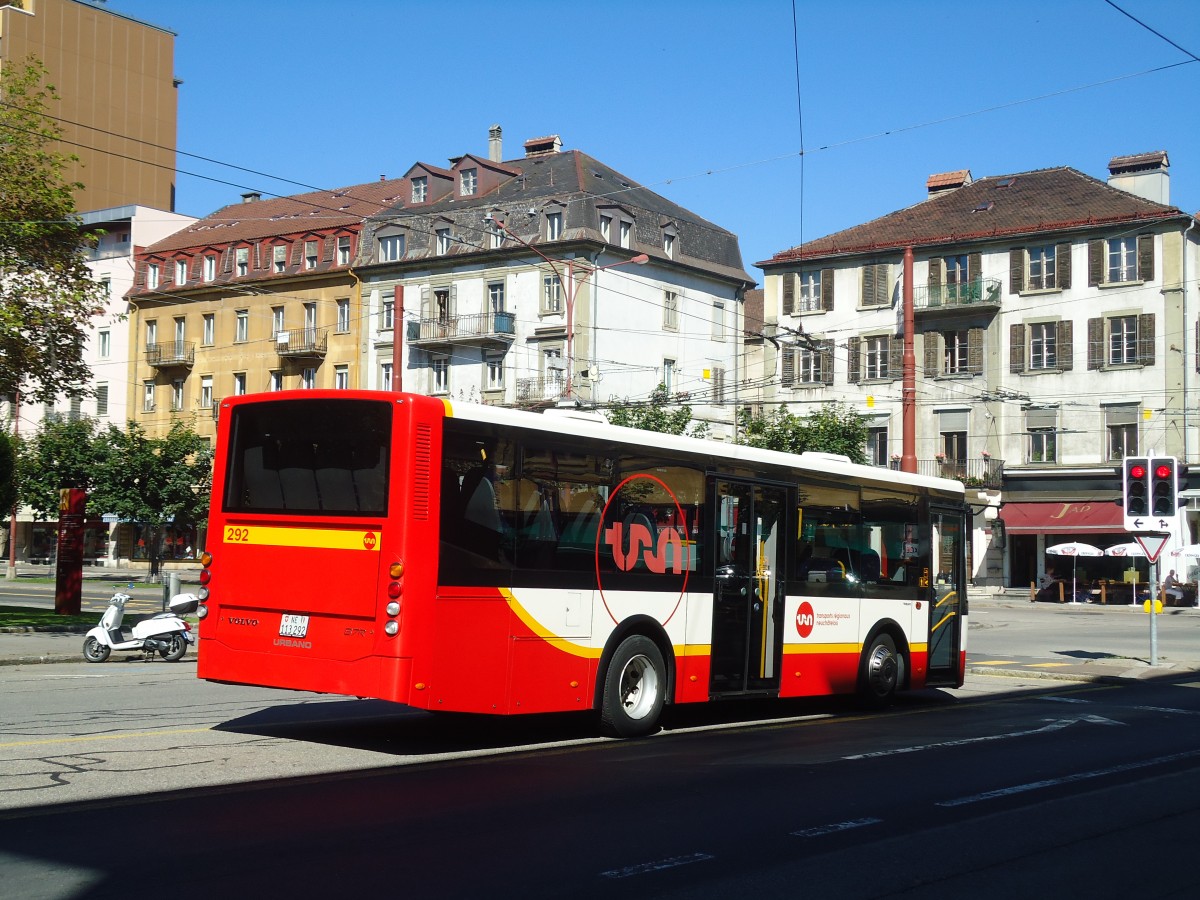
xmin=600 ymin=635 xmax=665 ymax=738
xmin=857 ymin=633 xmax=902 ymax=708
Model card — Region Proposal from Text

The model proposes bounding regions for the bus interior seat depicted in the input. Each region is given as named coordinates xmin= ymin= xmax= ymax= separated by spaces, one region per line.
xmin=460 ymin=469 xmax=502 ymax=534
xmin=242 ymin=445 xmax=283 ymax=508
xmin=860 ymin=548 xmax=881 ymax=582
xmin=351 ymin=446 xmax=387 ymax=510
xmin=277 ymin=442 xmax=319 ymax=510
xmin=313 ymin=442 xmax=357 ymax=511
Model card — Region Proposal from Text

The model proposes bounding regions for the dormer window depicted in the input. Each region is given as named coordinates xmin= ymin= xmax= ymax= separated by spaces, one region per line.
xmin=600 ymin=215 xmax=612 ymax=242
xmin=460 ymin=168 xmax=477 ymax=196
xmin=147 ymin=263 xmax=160 ymax=289
xmin=175 ymin=259 xmax=188 ymax=284
xmin=273 ymin=244 xmax=287 ymax=273
xmin=203 ymin=255 xmax=216 ymax=282
xmin=304 ymin=240 xmax=318 ymax=270
xmin=546 ymin=212 xmax=563 ymax=241
xmin=235 ymin=247 xmax=249 ymax=276
xmin=378 ymin=233 xmax=406 ymax=262
xmin=337 ymin=236 xmax=351 ymax=265
xmin=436 ymin=227 xmax=452 ymax=255
xmin=663 ymin=233 xmax=675 ymax=258
xmin=619 ymin=220 xmax=632 ymax=249
xmin=411 ymin=176 xmax=428 ymax=204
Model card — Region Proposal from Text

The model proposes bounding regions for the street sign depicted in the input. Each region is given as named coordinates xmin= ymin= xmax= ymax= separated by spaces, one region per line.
xmin=1133 ymin=532 xmax=1171 ymax=563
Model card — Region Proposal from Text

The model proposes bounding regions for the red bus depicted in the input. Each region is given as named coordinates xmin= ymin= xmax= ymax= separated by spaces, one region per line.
xmin=198 ymin=390 xmax=967 ymax=737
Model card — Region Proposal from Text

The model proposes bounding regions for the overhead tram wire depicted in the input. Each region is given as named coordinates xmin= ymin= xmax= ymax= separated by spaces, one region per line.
xmin=1103 ymin=0 xmax=1200 ymax=64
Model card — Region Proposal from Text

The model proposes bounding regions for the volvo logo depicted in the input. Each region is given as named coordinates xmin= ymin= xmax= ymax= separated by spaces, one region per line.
xmin=227 ymin=616 xmax=259 ymax=626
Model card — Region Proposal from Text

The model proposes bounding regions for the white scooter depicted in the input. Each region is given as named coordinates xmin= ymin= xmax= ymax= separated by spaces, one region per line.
xmin=82 ymin=592 xmax=197 ymax=663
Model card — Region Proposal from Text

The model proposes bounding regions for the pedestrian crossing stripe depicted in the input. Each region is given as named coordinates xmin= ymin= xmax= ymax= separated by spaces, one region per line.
xmin=1026 ymin=662 xmax=1072 ymax=668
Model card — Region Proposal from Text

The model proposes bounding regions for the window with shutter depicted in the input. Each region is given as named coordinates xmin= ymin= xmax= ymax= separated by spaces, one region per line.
xmin=1087 ymin=317 xmax=1103 ymax=369
xmin=1137 ymin=234 xmax=1154 ymax=282
xmin=847 ymin=337 xmax=861 ymax=384
xmin=781 ymin=274 xmax=794 ymax=316
xmin=1009 ymin=248 xmax=1025 ymax=294
xmin=967 ymin=328 xmax=984 ymax=373
xmin=923 ymin=332 xmax=940 ymax=377
xmin=821 ymin=268 xmax=835 ymax=311
xmin=888 ymin=337 xmax=903 ymax=380
xmin=1059 ymin=320 xmax=1074 ymax=370
xmin=1009 ymin=324 xmax=1026 ymax=373
xmin=1057 ymin=242 xmax=1072 ymax=288
xmin=820 ymin=339 xmax=835 ymax=385
xmin=781 ymin=345 xmax=794 ymax=387
xmin=1137 ymin=312 xmax=1155 ymax=365
xmin=861 ymin=263 xmax=889 ymax=307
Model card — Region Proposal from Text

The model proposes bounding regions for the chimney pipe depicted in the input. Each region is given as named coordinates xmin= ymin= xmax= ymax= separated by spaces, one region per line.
xmin=489 ymin=124 xmax=503 ymax=163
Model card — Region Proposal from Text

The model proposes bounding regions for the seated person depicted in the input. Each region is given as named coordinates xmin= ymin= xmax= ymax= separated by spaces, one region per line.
xmin=1035 ymin=567 xmax=1061 ymax=602
xmin=1163 ymin=569 xmax=1185 ymax=605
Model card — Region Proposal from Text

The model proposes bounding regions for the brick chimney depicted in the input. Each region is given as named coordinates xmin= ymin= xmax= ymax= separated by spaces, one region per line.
xmin=524 ymin=135 xmax=563 ymax=158
xmin=1108 ymin=151 xmax=1169 ymax=204
xmin=926 ymin=170 xmax=971 ymax=197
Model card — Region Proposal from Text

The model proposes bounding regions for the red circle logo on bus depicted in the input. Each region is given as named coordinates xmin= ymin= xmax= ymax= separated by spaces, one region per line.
xmin=363 ymin=532 xmax=377 ymax=550
xmin=796 ymin=601 xmax=815 ymax=638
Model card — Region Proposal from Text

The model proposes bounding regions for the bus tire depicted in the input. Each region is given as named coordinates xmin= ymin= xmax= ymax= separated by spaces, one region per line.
xmin=857 ymin=633 xmax=902 ymax=709
xmin=600 ymin=635 xmax=666 ymax=739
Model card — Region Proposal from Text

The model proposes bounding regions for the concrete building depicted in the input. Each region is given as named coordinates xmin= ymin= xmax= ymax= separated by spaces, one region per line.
xmin=757 ymin=151 xmax=1197 ymax=589
xmin=0 ymin=0 xmax=177 ymax=211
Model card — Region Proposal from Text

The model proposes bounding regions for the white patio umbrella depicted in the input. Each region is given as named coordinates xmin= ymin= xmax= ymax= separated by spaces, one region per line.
xmin=1046 ymin=541 xmax=1103 ymax=603
xmin=1103 ymin=541 xmax=1147 ymax=558
xmin=1169 ymin=544 xmax=1200 ymax=558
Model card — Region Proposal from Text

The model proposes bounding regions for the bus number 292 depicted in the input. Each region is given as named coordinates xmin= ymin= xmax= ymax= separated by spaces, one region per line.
xmin=225 ymin=526 xmax=251 ymax=543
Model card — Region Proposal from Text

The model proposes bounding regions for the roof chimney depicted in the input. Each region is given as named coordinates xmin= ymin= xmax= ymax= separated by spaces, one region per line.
xmin=926 ymin=170 xmax=971 ymax=197
xmin=1108 ymin=151 xmax=1169 ymax=204
xmin=524 ymin=134 xmax=563 ymax=158
xmin=240 ymin=191 xmax=261 ymax=203
xmin=489 ymin=124 xmax=503 ymax=163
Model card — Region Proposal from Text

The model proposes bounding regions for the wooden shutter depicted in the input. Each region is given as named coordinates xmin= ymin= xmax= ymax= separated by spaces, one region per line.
xmin=1009 ymin=248 xmax=1025 ymax=294
xmin=782 ymin=274 xmax=794 ymax=316
xmin=923 ymin=332 xmax=940 ymax=377
xmin=1057 ymin=242 xmax=1072 ymax=289
xmin=1137 ymin=234 xmax=1155 ymax=282
xmin=847 ymin=337 xmax=861 ymax=383
xmin=968 ymin=251 xmax=982 ymax=281
xmin=781 ymin=345 xmax=795 ymax=387
xmin=820 ymin=339 xmax=835 ymax=384
xmin=1088 ymin=240 xmax=1103 ymax=286
xmin=861 ymin=266 xmax=876 ymax=308
xmin=1087 ymin=317 xmax=1103 ymax=370
xmin=324 ymin=237 xmax=335 ymax=262
xmin=888 ymin=336 xmax=903 ymax=379
xmin=1137 ymin=312 xmax=1155 ymax=365
xmin=967 ymin=327 xmax=984 ymax=373
xmin=1009 ymin=324 xmax=1026 ymax=373
xmin=1059 ymin=320 xmax=1073 ymax=371
xmin=927 ymin=257 xmax=942 ymax=290
xmin=420 ymin=285 xmax=432 ymax=318
xmin=222 ymin=248 xmax=233 ymax=274
xmin=821 ymin=268 xmax=834 ymax=311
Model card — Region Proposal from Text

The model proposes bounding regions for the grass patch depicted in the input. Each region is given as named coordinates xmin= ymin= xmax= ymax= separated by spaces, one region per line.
xmin=0 ymin=606 xmax=96 ymax=630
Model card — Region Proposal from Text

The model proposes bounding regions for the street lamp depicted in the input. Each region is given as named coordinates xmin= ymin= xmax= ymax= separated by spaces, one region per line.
xmin=484 ymin=215 xmax=648 ymax=401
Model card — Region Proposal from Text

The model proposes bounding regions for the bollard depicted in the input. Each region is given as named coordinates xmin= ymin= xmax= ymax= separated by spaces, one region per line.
xmin=162 ymin=571 xmax=181 ymax=612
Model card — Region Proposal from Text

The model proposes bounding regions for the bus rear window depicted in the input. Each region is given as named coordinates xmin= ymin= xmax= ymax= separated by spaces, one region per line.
xmin=223 ymin=399 xmax=391 ymax=516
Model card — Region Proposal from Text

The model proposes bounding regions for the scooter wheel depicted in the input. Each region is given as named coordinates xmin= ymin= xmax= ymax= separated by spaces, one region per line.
xmin=158 ymin=633 xmax=188 ymax=662
xmin=83 ymin=636 xmax=111 ymax=663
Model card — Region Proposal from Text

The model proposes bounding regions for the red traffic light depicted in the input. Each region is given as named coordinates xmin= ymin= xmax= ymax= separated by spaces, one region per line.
xmin=1154 ymin=464 xmax=1172 ymax=479
xmin=1130 ymin=464 xmax=1146 ymax=479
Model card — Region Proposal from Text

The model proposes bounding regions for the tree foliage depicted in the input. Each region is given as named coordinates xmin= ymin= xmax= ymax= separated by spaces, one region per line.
xmin=605 ymin=384 xmax=708 ymax=438
xmin=13 ymin=414 xmax=105 ymax=519
xmin=0 ymin=57 xmax=106 ymax=403
xmin=737 ymin=402 xmax=869 ymax=464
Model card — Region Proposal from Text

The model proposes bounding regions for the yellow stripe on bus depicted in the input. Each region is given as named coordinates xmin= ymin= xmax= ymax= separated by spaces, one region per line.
xmin=221 ymin=525 xmax=382 ymax=552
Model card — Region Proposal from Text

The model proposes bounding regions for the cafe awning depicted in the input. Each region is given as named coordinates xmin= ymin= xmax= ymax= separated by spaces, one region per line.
xmin=1001 ymin=500 xmax=1123 ymax=534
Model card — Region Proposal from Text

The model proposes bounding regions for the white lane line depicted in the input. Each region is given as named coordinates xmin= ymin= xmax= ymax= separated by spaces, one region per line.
xmin=791 ymin=817 xmax=882 ymax=838
xmin=600 ymin=852 xmax=715 ymax=879
xmin=1131 ymin=705 xmax=1200 ymax=716
xmin=937 ymin=748 xmax=1200 ymax=808
xmin=1039 ymin=696 xmax=1092 ymax=703
xmin=843 ymin=715 xmax=1124 ymax=760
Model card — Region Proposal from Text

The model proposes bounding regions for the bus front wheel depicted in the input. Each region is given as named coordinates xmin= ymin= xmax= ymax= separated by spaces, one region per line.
xmin=600 ymin=635 xmax=665 ymax=738
xmin=857 ymin=633 xmax=902 ymax=708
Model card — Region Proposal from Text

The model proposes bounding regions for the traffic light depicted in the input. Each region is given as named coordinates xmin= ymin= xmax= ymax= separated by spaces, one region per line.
xmin=1150 ymin=456 xmax=1179 ymax=517
xmin=1123 ymin=457 xmax=1149 ymax=518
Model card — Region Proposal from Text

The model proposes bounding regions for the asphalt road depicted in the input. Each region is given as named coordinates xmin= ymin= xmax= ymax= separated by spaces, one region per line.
xmin=1 ymin=661 xmax=1198 ymax=899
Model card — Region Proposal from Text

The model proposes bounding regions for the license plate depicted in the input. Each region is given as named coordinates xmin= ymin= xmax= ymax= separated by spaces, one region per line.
xmin=279 ymin=614 xmax=309 ymax=638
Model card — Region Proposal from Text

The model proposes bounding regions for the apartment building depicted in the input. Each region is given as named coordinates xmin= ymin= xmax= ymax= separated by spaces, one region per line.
xmin=757 ymin=152 xmax=1197 ymax=587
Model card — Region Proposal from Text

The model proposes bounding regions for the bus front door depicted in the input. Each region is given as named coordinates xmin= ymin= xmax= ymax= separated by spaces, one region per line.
xmin=710 ymin=481 xmax=786 ymax=696
xmin=926 ymin=506 xmax=966 ymax=686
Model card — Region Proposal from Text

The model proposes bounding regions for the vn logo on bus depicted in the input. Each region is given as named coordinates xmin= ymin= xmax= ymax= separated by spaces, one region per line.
xmin=796 ymin=601 xmax=815 ymax=638
xmin=604 ymin=520 xmax=686 ymax=573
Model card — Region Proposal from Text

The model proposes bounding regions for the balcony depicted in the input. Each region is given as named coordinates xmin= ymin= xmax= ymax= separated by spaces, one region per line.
xmin=900 ymin=457 xmax=1004 ymax=489
xmin=146 ymin=341 xmax=194 ymax=369
xmin=275 ymin=327 xmax=328 ymax=358
xmin=913 ymin=278 xmax=1002 ymax=315
xmin=516 ymin=371 xmax=567 ymax=404
xmin=405 ymin=311 xmax=516 ymax=350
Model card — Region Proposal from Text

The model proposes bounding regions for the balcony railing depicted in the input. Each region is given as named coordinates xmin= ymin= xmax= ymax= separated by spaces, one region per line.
xmin=516 ymin=371 xmax=567 ymax=403
xmin=406 ymin=311 xmax=516 ymax=348
xmin=145 ymin=341 xmax=195 ymax=368
xmin=913 ymin=277 xmax=1002 ymax=311
xmin=897 ymin=457 xmax=1004 ymax=489
xmin=274 ymin=327 xmax=328 ymax=357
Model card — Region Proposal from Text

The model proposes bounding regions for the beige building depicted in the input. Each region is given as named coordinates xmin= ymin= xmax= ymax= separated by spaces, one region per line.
xmin=0 ymin=0 xmax=177 ymax=211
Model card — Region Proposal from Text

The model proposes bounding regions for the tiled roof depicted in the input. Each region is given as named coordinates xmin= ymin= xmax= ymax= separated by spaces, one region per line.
xmin=760 ymin=166 xmax=1187 ymax=267
xmin=145 ymin=178 xmax=411 ymax=253
xmin=926 ymin=170 xmax=971 ymax=189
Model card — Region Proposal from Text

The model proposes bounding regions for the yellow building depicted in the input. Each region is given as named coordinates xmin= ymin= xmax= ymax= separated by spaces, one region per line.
xmin=0 ymin=0 xmax=177 ymax=211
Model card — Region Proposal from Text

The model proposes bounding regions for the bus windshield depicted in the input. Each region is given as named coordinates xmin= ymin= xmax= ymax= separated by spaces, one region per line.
xmin=222 ymin=398 xmax=391 ymax=516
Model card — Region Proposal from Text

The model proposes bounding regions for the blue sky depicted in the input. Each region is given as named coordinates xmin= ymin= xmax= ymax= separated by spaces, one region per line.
xmin=111 ymin=0 xmax=1200 ymax=283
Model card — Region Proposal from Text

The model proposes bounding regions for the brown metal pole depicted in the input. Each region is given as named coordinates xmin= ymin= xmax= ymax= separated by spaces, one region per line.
xmin=6 ymin=387 xmax=17 ymax=580
xmin=392 ymin=285 xmax=404 ymax=393
xmin=901 ymin=246 xmax=917 ymax=473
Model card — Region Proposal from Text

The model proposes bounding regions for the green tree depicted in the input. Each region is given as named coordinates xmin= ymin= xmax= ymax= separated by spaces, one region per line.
xmin=0 ymin=57 xmax=106 ymax=404
xmin=91 ymin=422 xmax=213 ymax=577
xmin=737 ymin=402 xmax=869 ymax=464
xmin=606 ymin=384 xmax=708 ymax=437
xmin=13 ymin=415 xmax=105 ymax=519
xmin=0 ymin=429 xmax=16 ymax=517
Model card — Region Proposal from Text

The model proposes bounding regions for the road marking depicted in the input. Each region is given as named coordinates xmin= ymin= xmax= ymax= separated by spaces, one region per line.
xmin=937 ymin=748 xmax=1200 ymax=807
xmin=1131 ymin=705 xmax=1200 ymax=716
xmin=974 ymin=660 xmax=1021 ymax=665
xmin=0 ymin=727 xmax=212 ymax=749
xmin=791 ymin=817 xmax=882 ymax=838
xmin=843 ymin=716 xmax=1124 ymax=760
xmin=1026 ymin=662 xmax=1071 ymax=668
xmin=600 ymin=852 xmax=714 ymax=879
xmin=1040 ymin=696 xmax=1092 ymax=704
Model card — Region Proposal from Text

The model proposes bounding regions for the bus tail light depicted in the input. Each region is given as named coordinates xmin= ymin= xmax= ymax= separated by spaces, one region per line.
xmin=384 ymin=621 xmax=399 ymax=636
xmin=196 ymin=552 xmax=213 ymax=619
xmin=384 ymin=560 xmax=403 ymax=636
xmin=386 ymin=601 xmax=400 ymax=617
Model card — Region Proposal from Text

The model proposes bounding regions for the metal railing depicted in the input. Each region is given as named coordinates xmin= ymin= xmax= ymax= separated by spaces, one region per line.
xmin=516 ymin=372 xmax=568 ymax=403
xmin=274 ymin=327 xmax=328 ymax=356
xmin=145 ymin=341 xmax=195 ymax=367
xmin=903 ymin=457 xmax=1004 ymax=489
xmin=406 ymin=310 xmax=516 ymax=344
xmin=913 ymin=277 xmax=1002 ymax=310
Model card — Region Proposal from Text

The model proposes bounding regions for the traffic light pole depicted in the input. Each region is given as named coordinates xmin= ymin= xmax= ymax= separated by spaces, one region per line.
xmin=1149 ymin=559 xmax=1159 ymax=666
